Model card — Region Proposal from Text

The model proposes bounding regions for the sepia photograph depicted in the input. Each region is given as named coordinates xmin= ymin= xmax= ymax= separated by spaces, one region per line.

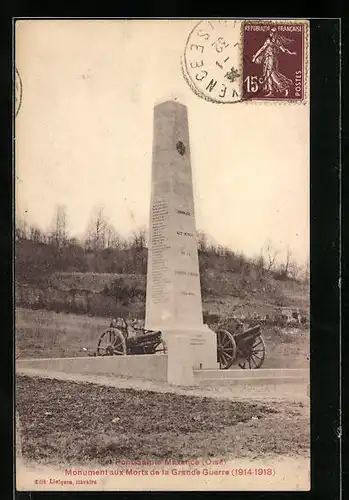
xmin=15 ymin=19 xmax=310 ymax=491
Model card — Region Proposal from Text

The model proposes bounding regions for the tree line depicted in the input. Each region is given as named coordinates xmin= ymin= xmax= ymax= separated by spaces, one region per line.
xmin=16 ymin=205 xmax=147 ymax=252
xmin=15 ymin=204 xmax=309 ymax=283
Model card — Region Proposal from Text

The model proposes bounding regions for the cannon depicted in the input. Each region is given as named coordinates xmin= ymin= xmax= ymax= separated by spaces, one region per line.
xmin=97 ymin=318 xmax=166 ymax=357
xmin=96 ymin=318 xmax=266 ymax=370
xmin=216 ymin=325 xmax=266 ymax=369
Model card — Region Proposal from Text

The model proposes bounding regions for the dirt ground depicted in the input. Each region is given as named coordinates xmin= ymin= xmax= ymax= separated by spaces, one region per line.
xmin=16 ymin=374 xmax=309 ymax=466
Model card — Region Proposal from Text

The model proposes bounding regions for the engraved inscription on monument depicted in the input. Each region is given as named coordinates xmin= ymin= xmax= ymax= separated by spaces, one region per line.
xmin=150 ymin=200 xmax=169 ymax=303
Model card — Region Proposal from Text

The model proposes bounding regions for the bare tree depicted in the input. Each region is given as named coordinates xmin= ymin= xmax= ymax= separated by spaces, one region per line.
xmin=254 ymin=252 xmax=266 ymax=277
xmin=85 ymin=206 xmax=109 ymax=251
xmin=15 ymin=215 xmax=28 ymax=240
xmin=197 ymin=230 xmax=208 ymax=252
xmin=105 ymin=223 xmax=123 ymax=249
xmin=283 ymin=245 xmax=292 ymax=277
xmin=277 ymin=245 xmax=294 ymax=279
xmin=49 ymin=204 xmax=68 ymax=247
xmin=288 ymin=260 xmax=300 ymax=280
xmin=300 ymin=257 xmax=310 ymax=284
xmin=105 ymin=223 xmax=115 ymax=248
xmin=304 ymin=258 xmax=310 ymax=283
xmin=130 ymin=226 xmax=148 ymax=249
xmin=128 ymin=226 xmax=148 ymax=274
xmin=263 ymin=239 xmax=279 ymax=272
xmin=29 ymin=225 xmax=44 ymax=243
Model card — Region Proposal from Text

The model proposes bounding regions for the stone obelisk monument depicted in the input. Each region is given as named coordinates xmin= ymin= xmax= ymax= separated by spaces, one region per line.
xmin=145 ymin=100 xmax=217 ymax=373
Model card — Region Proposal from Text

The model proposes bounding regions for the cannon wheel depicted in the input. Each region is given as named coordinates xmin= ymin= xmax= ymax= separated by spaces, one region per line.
xmin=238 ymin=335 xmax=266 ymax=369
xmin=97 ymin=328 xmax=127 ymax=356
xmin=154 ymin=339 xmax=167 ymax=354
xmin=216 ymin=329 xmax=237 ymax=369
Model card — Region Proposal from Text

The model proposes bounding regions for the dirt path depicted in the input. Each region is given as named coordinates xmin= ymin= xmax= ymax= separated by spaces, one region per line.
xmin=16 ymin=367 xmax=310 ymax=404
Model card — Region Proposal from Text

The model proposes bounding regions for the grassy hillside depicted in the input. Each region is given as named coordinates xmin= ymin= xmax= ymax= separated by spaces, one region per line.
xmin=15 ymin=237 xmax=309 ymax=323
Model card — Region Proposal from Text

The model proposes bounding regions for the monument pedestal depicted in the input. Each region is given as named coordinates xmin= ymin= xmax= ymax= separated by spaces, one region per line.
xmin=145 ymin=100 xmax=218 ymax=385
xmin=166 ymin=334 xmax=195 ymax=386
xmin=163 ymin=325 xmax=218 ymax=371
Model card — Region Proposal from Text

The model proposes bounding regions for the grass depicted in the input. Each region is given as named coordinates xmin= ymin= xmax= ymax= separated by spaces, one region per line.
xmin=202 ymin=294 xmax=309 ymax=320
xmin=16 ymin=375 xmax=309 ymax=466
xmin=15 ymin=308 xmax=309 ymax=368
xmin=47 ymin=272 xmax=146 ymax=293
xmin=15 ymin=308 xmax=107 ymax=358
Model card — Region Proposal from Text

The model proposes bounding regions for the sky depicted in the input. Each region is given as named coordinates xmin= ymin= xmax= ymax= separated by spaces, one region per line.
xmin=15 ymin=20 xmax=309 ymax=266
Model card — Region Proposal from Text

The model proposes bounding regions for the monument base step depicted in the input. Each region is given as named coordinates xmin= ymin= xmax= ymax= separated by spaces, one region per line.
xmin=194 ymin=368 xmax=309 ymax=379
xmin=193 ymin=368 xmax=309 ymax=387
xmin=16 ymin=355 xmax=168 ymax=383
xmin=196 ymin=376 xmax=308 ymax=387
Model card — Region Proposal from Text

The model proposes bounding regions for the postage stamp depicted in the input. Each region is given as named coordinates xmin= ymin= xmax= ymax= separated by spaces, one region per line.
xmin=242 ymin=21 xmax=307 ymax=102
xmin=182 ymin=19 xmax=308 ymax=104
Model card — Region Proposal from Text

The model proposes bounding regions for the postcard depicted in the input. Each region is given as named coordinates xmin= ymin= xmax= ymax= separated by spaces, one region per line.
xmin=15 ymin=19 xmax=310 ymax=491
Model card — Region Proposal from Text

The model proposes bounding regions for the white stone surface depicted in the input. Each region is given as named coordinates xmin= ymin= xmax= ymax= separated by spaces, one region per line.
xmin=145 ymin=100 xmax=217 ymax=371
xmin=16 ymin=355 xmax=168 ymax=382
xmin=166 ymin=334 xmax=195 ymax=386
xmin=163 ymin=325 xmax=218 ymax=370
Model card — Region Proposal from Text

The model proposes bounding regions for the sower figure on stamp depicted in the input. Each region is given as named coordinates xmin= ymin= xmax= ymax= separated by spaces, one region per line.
xmin=251 ymin=26 xmax=296 ymax=97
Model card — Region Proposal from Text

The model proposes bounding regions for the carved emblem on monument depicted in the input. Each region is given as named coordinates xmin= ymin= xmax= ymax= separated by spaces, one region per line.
xmin=176 ymin=140 xmax=186 ymax=156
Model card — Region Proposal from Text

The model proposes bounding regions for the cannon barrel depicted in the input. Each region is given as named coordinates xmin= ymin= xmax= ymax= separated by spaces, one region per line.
xmin=234 ymin=325 xmax=261 ymax=342
xmin=127 ymin=330 xmax=162 ymax=346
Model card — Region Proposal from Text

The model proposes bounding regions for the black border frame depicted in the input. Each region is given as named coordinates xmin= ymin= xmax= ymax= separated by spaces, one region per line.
xmin=1 ymin=15 xmax=342 ymax=500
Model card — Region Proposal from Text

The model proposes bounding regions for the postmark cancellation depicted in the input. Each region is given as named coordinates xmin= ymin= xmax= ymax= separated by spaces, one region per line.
xmin=15 ymin=67 xmax=23 ymax=116
xmin=182 ymin=19 xmax=309 ymax=104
